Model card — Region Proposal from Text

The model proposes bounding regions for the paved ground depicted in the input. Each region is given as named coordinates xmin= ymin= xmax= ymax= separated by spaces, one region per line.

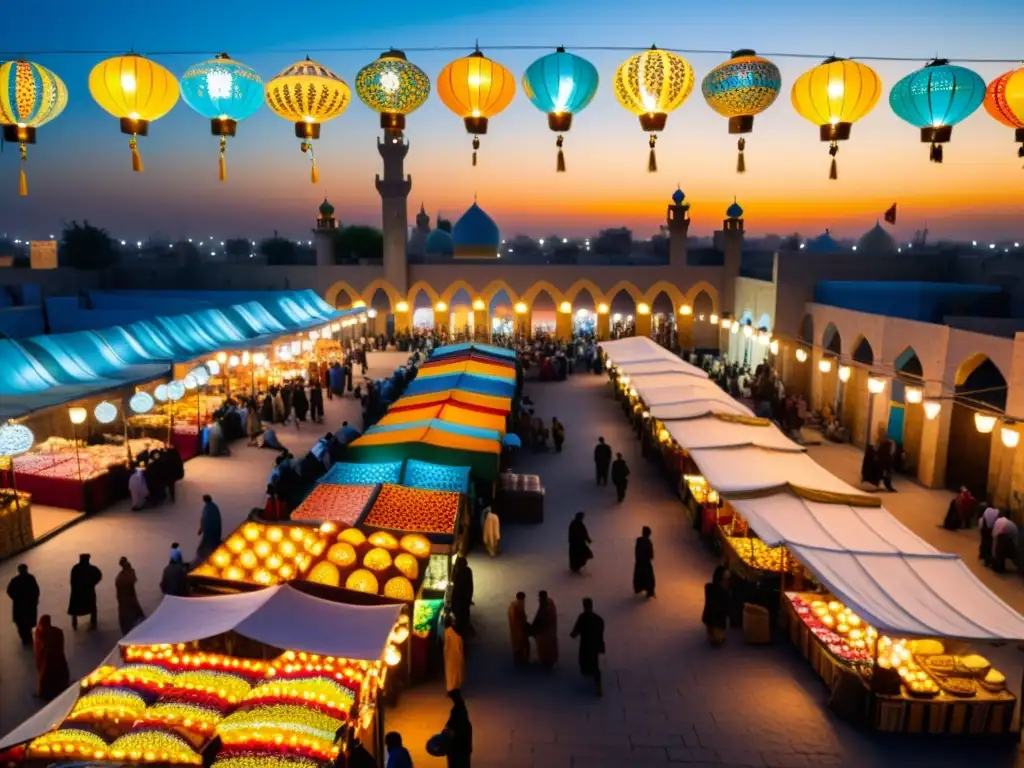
xmin=3 ymin=356 xmax=1023 ymax=766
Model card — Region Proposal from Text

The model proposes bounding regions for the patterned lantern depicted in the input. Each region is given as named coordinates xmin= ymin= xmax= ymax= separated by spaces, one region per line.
xmin=180 ymin=53 xmax=264 ymax=181
xmin=613 ymin=46 xmax=695 ymax=172
xmin=355 ymin=49 xmax=431 ymax=137
xmin=0 ymin=60 xmax=67 ymax=197
xmin=265 ymin=57 xmax=351 ymax=183
xmin=984 ymin=67 xmax=1024 ymax=163
xmin=791 ymin=57 xmax=881 ymax=179
xmin=437 ymin=48 xmax=516 ymax=166
xmin=89 ymin=53 xmax=180 ymax=173
xmin=701 ymin=50 xmax=781 ymax=173
xmin=522 ymin=47 xmax=599 ymax=172
xmin=890 ymin=59 xmax=985 ymax=163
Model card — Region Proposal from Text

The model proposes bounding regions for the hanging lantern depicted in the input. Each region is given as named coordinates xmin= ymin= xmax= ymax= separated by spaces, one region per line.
xmin=265 ymin=57 xmax=351 ymax=183
xmin=89 ymin=53 xmax=180 ymax=173
xmin=612 ymin=46 xmax=695 ymax=173
xmin=791 ymin=57 xmax=881 ymax=180
xmin=0 ymin=421 xmax=34 ymax=457
xmin=180 ymin=53 xmax=263 ymax=181
xmin=983 ymin=66 xmax=1024 ymax=164
xmin=522 ymin=47 xmax=599 ymax=172
xmin=0 ymin=60 xmax=68 ymax=197
xmin=890 ymin=59 xmax=984 ymax=164
xmin=437 ymin=48 xmax=516 ymax=166
xmin=701 ymin=50 xmax=781 ymax=173
xmin=355 ymin=49 xmax=430 ymax=138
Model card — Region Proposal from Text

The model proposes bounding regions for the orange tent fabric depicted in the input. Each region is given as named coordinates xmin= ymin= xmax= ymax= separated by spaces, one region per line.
xmin=377 ymin=402 xmax=506 ymax=434
xmin=391 ymin=389 xmax=512 ymax=413
xmin=418 ymin=359 xmax=515 ymax=380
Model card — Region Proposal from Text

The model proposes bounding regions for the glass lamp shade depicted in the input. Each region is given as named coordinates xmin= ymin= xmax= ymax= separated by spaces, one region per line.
xmin=94 ymin=401 xmax=118 ymax=424
xmin=180 ymin=54 xmax=263 ymax=122
xmin=522 ymin=48 xmax=599 ymax=118
xmin=355 ymin=49 xmax=430 ymax=127
xmin=68 ymin=406 xmax=88 ymax=425
xmin=868 ymin=377 xmax=886 ymax=394
xmin=167 ymin=381 xmax=186 ymax=401
xmin=838 ymin=366 xmax=851 ymax=383
xmin=796 ymin=348 xmax=808 ymax=363
xmin=923 ymin=400 xmax=941 ymax=420
xmin=129 ymin=391 xmax=154 ymax=414
xmin=905 ymin=386 xmax=923 ymax=404
xmin=1001 ymin=426 xmax=1020 ymax=449
xmin=701 ymin=50 xmax=781 ymax=122
xmin=974 ymin=412 xmax=997 ymax=434
xmin=818 ymin=359 xmax=833 ymax=374
xmin=0 ymin=422 xmax=35 ymax=457
xmin=265 ymin=58 xmax=350 ymax=127
xmin=154 ymin=384 xmax=170 ymax=402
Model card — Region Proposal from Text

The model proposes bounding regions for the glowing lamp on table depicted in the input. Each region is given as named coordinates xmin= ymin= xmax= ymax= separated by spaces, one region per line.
xmin=437 ymin=47 xmax=516 ymax=166
xmin=522 ymin=47 xmax=599 ymax=172
xmin=0 ymin=60 xmax=68 ymax=197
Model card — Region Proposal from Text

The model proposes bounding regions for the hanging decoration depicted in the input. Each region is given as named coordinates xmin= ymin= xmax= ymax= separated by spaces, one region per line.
xmin=0 ymin=421 xmax=34 ymax=457
xmin=701 ymin=50 xmax=781 ymax=173
xmin=129 ymin=391 xmax=155 ymax=414
xmin=355 ymin=49 xmax=430 ymax=138
xmin=180 ymin=53 xmax=264 ymax=181
xmin=791 ymin=57 xmax=881 ymax=179
xmin=983 ymin=66 xmax=1024 ymax=164
xmin=613 ymin=46 xmax=695 ymax=172
xmin=522 ymin=47 xmax=599 ymax=172
xmin=265 ymin=57 xmax=351 ymax=183
xmin=0 ymin=60 xmax=68 ymax=197
xmin=89 ymin=53 xmax=180 ymax=173
xmin=437 ymin=47 xmax=516 ymax=166
xmin=890 ymin=59 xmax=985 ymax=163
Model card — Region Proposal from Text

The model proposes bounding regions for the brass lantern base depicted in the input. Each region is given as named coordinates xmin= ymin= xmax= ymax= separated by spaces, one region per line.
xmin=120 ymin=117 xmax=150 ymax=137
xmin=728 ymin=115 xmax=754 ymax=134
xmin=639 ymin=112 xmax=667 ymax=132
xmin=294 ymin=121 xmax=321 ymax=140
xmin=381 ymin=113 xmax=406 ymax=133
xmin=464 ymin=116 xmax=489 ymax=135
xmin=921 ymin=125 xmax=952 ymax=144
xmin=548 ymin=112 xmax=572 ymax=132
xmin=2 ymin=124 xmax=35 ymax=144
xmin=211 ymin=118 xmax=237 ymax=137
xmin=819 ymin=122 xmax=851 ymax=142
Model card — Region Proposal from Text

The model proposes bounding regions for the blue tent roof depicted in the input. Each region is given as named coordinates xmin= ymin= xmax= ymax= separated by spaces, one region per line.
xmin=404 ymin=372 xmax=516 ymax=399
xmin=317 ymin=461 xmax=404 ymax=486
xmin=402 ymin=459 xmax=471 ymax=494
xmin=429 ymin=342 xmax=516 ymax=360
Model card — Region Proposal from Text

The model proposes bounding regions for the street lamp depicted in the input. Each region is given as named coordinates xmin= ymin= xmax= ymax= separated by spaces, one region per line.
xmin=68 ymin=406 xmax=87 ymax=481
xmin=923 ymin=400 xmax=941 ymax=420
xmin=1001 ymin=423 xmax=1020 ymax=449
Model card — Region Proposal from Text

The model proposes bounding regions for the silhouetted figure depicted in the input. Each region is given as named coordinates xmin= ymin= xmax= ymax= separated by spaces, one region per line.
xmin=611 ymin=453 xmax=630 ymax=502
xmin=68 ymin=554 xmax=102 ymax=630
xmin=570 ymin=597 xmax=606 ymax=696
xmin=568 ymin=512 xmax=593 ymax=573
xmin=593 ymin=437 xmax=611 ymax=485
xmin=7 ymin=563 xmax=39 ymax=646
xmin=633 ymin=526 xmax=655 ymax=598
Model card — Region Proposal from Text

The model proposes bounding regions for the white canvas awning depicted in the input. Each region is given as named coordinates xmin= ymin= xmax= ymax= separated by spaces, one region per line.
xmin=651 ymin=398 xmax=754 ymax=421
xmin=121 ymin=584 xmax=402 ymax=661
xmin=602 ymin=337 xmax=705 ymax=375
xmin=613 ymin=360 xmax=707 ymax=377
xmin=631 ymin=382 xmax=729 ymax=408
xmin=665 ymin=417 xmax=803 ymax=453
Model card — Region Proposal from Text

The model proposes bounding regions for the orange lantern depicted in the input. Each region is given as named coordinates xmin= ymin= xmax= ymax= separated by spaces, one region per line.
xmin=437 ymin=48 xmax=516 ymax=166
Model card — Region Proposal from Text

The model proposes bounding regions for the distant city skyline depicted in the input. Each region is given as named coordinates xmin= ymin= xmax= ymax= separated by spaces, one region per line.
xmin=3 ymin=0 xmax=1022 ymax=239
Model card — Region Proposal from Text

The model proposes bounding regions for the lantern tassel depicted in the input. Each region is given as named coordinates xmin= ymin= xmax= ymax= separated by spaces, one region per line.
xmin=828 ymin=141 xmax=838 ymax=181
xmin=736 ymin=137 xmax=746 ymax=174
xmin=311 ymin=159 xmax=319 ymax=184
xmin=130 ymin=136 xmax=143 ymax=173
xmin=930 ymin=142 xmax=943 ymax=164
xmin=18 ymin=143 xmax=28 ymax=197
xmin=472 ymin=136 xmax=480 ymax=167
xmin=218 ymin=136 xmax=227 ymax=182
xmin=556 ymin=135 xmax=566 ymax=173
xmin=648 ymin=134 xmax=657 ymax=173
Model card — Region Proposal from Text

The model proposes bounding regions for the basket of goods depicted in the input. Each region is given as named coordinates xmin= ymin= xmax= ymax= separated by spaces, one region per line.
xmin=979 ymin=668 xmax=1006 ymax=693
xmin=922 ymin=654 xmax=956 ymax=677
xmin=937 ymin=676 xmax=977 ymax=698
xmin=953 ymin=654 xmax=991 ymax=678
xmin=903 ymin=672 xmax=940 ymax=698
xmin=909 ymin=639 xmax=945 ymax=657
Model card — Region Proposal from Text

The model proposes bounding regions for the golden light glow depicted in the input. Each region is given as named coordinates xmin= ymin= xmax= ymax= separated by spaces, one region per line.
xmin=838 ymin=365 xmax=851 ymax=383
xmin=472 ymin=298 xmax=486 ymax=311
xmin=345 ymin=568 xmax=379 ymax=594
xmin=395 ymin=301 xmax=410 ymax=313
xmin=796 ymin=348 xmax=808 ymax=363
xmin=68 ymin=406 xmax=87 ymax=425
xmin=791 ymin=57 xmax=881 ymax=128
xmin=559 ymin=301 xmax=572 ymax=313
xmin=709 ymin=313 xmax=719 ymax=325
xmin=818 ymin=359 xmax=832 ymax=374
xmin=905 ymin=386 xmax=923 ymax=404
xmin=89 ymin=54 xmax=180 ymax=123
xmin=436 ymin=50 xmax=516 ymax=121
xmin=975 ymin=413 xmax=997 ymax=434
xmin=1001 ymin=426 xmax=1020 ymax=449
xmin=636 ymin=302 xmax=650 ymax=315
xmin=679 ymin=304 xmax=692 ymax=316
xmin=597 ymin=303 xmax=609 ymax=314
xmin=613 ymin=48 xmax=695 ymax=118
xmin=514 ymin=301 xmax=528 ymax=314
xmin=868 ymin=376 xmax=886 ymax=395
xmin=435 ymin=301 xmax=448 ymax=312
xmin=923 ymin=400 xmax=942 ymax=420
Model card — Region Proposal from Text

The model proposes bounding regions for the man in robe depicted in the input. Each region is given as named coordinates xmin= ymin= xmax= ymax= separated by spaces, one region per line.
xmin=508 ymin=592 xmax=530 ymax=666
xmin=570 ymin=597 xmax=606 ymax=696
xmin=196 ymin=494 xmax=222 ymax=563
xmin=611 ymin=453 xmax=630 ymax=503
xmin=450 ymin=557 xmax=474 ymax=635
xmin=482 ymin=506 xmax=500 ymax=557
xmin=530 ymin=590 xmax=558 ymax=670
xmin=68 ymin=554 xmax=102 ymax=630
xmin=593 ymin=437 xmax=612 ymax=486
xmin=34 ymin=615 xmax=70 ymax=700
xmin=568 ymin=512 xmax=592 ymax=574
xmin=444 ymin=615 xmax=466 ymax=693
xmin=115 ymin=557 xmax=145 ymax=635
xmin=6 ymin=563 xmax=39 ymax=646
xmin=991 ymin=511 xmax=1019 ymax=573
xmin=633 ymin=526 xmax=655 ymax=598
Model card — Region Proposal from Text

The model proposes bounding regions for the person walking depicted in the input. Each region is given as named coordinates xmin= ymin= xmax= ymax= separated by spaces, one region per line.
xmin=68 ymin=554 xmax=102 ymax=630
xmin=449 ymin=557 xmax=474 ymax=635
xmin=507 ymin=592 xmax=530 ymax=666
xmin=444 ymin=615 xmax=466 ymax=693
xmin=34 ymin=615 xmax=70 ymax=701
xmin=6 ymin=563 xmax=40 ymax=647
xmin=593 ymin=437 xmax=611 ymax=486
xmin=570 ymin=597 xmax=606 ymax=696
xmin=568 ymin=512 xmax=593 ymax=574
xmin=115 ymin=557 xmax=146 ymax=635
xmin=309 ymin=379 xmax=325 ymax=423
xmin=442 ymin=689 xmax=473 ymax=768
xmin=702 ymin=565 xmax=731 ymax=647
xmin=611 ymin=453 xmax=630 ymax=502
xmin=384 ymin=732 xmax=414 ymax=768
xmin=482 ymin=505 xmax=500 ymax=557
xmin=196 ymin=494 xmax=223 ymax=563
xmin=530 ymin=590 xmax=558 ymax=670
xmin=633 ymin=526 xmax=656 ymax=598
xmin=161 ymin=548 xmax=190 ymax=597
xmin=979 ymin=502 xmax=1000 ymax=565
xmin=551 ymin=417 xmax=565 ymax=453
xmin=246 ymin=401 xmax=263 ymax=446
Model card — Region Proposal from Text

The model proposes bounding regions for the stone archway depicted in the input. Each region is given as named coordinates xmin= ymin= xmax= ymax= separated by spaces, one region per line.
xmin=894 ymin=346 xmax=926 ymax=472
xmin=946 ymin=354 xmax=1008 ymax=496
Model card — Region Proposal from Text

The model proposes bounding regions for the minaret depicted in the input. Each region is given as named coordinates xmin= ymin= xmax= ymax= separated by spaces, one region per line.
xmin=415 ymin=203 xmax=430 ymax=234
xmin=667 ymin=186 xmax=690 ymax=267
xmin=313 ymin=198 xmax=338 ymax=267
xmin=721 ymin=198 xmax=745 ymax=319
xmin=375 ymin=135 xmax=411 ymax=296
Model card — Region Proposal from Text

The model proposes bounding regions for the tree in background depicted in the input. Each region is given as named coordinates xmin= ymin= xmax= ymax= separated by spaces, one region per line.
xmin=60 ymin=221 xmax=119 ymax=269
xmin=333 ymin=225 xmax=383 ymax=264
xmin=259 ymin=235 xmax=299 ymax=265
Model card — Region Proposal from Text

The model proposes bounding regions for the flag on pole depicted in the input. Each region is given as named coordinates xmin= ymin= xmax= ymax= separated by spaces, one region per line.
xmin=883 ymin=204 xmax=897 ymax=225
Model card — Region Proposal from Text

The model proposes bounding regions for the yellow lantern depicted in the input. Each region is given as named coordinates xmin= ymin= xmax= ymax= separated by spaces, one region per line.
xmin=791 ymin=57 xmax=882 ymax=179
xmin=89 ymin=53 xmax=180 ymax=173
xmin=265 ymin=57 xmax=351 ymax=183
xmin=0 ymin=60 xmax=68 ymax=197
xmin=613 ymin=46 xmax=695 ymax=172
xmin=437 ymin=48 xmax=516 ymax=166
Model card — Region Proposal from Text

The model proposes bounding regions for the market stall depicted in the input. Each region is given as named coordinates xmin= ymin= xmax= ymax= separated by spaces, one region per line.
xmin=402 ymin=371 xmax=517 ymax=401
xmin=388 ymin=389 xmax=513 ymax=415
xmin=426 ymin=342 xmax=517 ymax=362
xmin=317 ymin=461 xmax=405 ymax=488
xmin=376 ymin=400 xmax=509 ymax=435
xmin=346 ymin=424 xmax=502 ymax=483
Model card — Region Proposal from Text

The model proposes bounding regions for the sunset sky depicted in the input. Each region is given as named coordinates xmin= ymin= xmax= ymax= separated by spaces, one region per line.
xmin=2 ymin=0 xmax=1021 ymax=242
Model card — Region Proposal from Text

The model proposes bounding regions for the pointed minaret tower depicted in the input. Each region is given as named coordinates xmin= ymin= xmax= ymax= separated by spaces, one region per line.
xmin=667 ymin=185 xmax=690 ymax=267
xmin=375 ymin=135 xmax=411 ymax=296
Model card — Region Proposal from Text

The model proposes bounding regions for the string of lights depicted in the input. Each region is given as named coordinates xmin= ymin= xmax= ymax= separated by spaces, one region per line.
xmin=1 ymin=44 xmax=1021 ymax=64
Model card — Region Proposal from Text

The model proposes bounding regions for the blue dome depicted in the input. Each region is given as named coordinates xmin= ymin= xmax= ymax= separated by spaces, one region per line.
xmin=672 ymin=187 xmax=685 ymax=205
xmin=805 ymin=231 xmax=844 ymax=253
xmin=425 ymin=228 xmax=454 ymax=256
xmin=726 ymin=200 xmax=744 ymax=219
xmin=452 ymin=203 xmax=500 ymax=258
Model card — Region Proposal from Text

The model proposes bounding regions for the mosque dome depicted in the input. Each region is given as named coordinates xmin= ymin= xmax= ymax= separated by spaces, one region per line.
xmin=425 ymin=228 xmax=454 ymax=257
xmin=805 ymin=230 xmax=843 ymax=253
xmin=452 ymin=203 xmax=500 ymax=259
xmin=855 ymin=221 xmax=898 ymax=255
xmin=672 ymin=187 xmax=686 ymax=205
xmin=318 ymin=198 xmax=335 ymax=217
xmin=726 ymin=199 xmax=744 ymax=219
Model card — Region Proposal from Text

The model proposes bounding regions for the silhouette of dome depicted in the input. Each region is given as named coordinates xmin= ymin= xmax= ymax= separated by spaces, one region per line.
xmin=318 ymin=198 xmax=335 ymax=217
xmin=452 ymin=203 xmax=500 ymax=258
xmin=425 ymin=228 xmax=454 ymax=256
xmin=672 ymin=187 xmax=685 ymax=205
xmin=805 ymin=230 xmax=844 ymax=253
xmin=856 ymin=221 xmax=898 ymax=255
xmin=726 ymin=199 xmax=744 ymax=219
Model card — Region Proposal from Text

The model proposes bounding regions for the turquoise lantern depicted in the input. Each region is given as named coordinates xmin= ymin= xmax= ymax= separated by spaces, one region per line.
xmin=522 ymin=47 xmax=599 ymax=172
xmin=889 ymin=59 xmax=985 ymax=163
xmin=181 ymin=53 xmax=264 ymax=180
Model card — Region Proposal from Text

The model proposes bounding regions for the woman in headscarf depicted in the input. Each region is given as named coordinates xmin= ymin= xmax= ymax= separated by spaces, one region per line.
xmin=34 ymin=615 xmax=70 ymax=700
xmin=633 ymin=526 xmax=655 ymax=598
xmin=530 ymin=590 xmax=558 ymax=670
xmin=702 ymin=565 xmax=731 ymax=647
xmin=128 ymin=464 xmax=149 ymax=511
xmin=568 ymin=512 xmax=593 ymax=574
xmin=115 ymin=557 xmax=145 ymax=635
